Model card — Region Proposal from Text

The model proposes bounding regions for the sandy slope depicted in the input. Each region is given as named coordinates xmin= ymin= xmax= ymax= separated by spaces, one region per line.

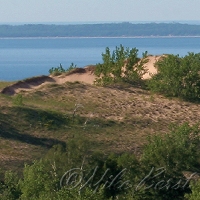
xmin=142 ymin=55 xmax=162 ymax=79
xmin=0 ymin=56 xmax=161 ymax=96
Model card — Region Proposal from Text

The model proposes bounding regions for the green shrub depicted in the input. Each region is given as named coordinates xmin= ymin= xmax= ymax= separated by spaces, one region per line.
xmin=67 ymin=62 xmax=77 ymax=72
xmin=19 ymin=160 xmax=60 ymax=200
xmin=49 ymin=63 xmax=77 ymax=76
xmin=141 ymin=123 xmax=200 ymax=199
xmin=0 ymin=171 xmax=21 ymax=200
xmin=148 ymin=53 xmax=200 ymax=101
xmin=49 ymin=63 xmax=65 ymax=76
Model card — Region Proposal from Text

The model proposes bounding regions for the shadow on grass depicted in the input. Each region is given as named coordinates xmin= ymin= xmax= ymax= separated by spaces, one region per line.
xmin=0 ymin=121 xmax=66 ymax=148
xmin=0 ymin=105 xmax=120 ymax=148
xmin=105 ymin=81 xmax=148 ymax=94
xmin=10 ymin=106 xmax=70 ymax=130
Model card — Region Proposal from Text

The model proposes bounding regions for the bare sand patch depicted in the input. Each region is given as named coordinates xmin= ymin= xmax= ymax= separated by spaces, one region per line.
xmin=53 ymin=66 xmax=96 ymax=85
xmin=142 ymin=55 xmax=163 ymax=79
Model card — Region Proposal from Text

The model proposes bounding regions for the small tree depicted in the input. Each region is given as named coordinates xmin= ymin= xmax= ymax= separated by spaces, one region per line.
xmin=94 ymin=45 xmax=148 ymax=86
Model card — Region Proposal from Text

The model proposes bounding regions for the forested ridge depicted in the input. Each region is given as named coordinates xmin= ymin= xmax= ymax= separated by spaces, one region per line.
xmin=1 ymin=22 xmax=200 ymax=37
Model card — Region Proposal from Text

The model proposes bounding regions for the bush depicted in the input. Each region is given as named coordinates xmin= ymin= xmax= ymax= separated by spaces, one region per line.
xmin=49 ymin=63 xmax=66 ymax=76
xmin=0 ymin=171 xmax=21 ymax=200
xmin=148 ymin=53 xmax=200 ymax=101
xmin=141 ymin=123 xmax=200 ymax=199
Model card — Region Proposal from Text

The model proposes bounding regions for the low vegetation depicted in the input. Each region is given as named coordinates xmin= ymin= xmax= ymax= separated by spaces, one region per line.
xmin=0 ymin=123 xmax=200 ymax=199
xmin=49 ymin=63 xmax=77 ymax=76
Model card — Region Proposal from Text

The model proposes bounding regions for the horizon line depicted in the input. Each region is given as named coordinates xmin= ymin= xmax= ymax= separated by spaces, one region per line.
xmin=1 ymin=20 xmax=200 ymax=25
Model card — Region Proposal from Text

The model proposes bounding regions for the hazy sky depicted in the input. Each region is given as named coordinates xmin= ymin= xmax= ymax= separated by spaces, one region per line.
xmin=0 ymin=0 xmax=200 ymax=24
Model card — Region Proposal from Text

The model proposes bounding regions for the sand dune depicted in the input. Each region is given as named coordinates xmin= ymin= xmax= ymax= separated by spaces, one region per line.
xmin=0 ymin=56 xmax=161 ymax=95
xmin=53 ymin=66 xmax=96 ymax=85
xmin=1 ymin=76 xmax=55 ymax=95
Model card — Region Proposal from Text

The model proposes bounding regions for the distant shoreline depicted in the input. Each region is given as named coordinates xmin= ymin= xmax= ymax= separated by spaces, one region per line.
xmin=1 ymin=36 xmax=200 ymax=39
xmin=1 ymin=23 xmax=200 ymax=38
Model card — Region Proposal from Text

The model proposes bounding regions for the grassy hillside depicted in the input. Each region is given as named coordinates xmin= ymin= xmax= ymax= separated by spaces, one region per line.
xmin=0 ymin=81 xmax=199 ymax=175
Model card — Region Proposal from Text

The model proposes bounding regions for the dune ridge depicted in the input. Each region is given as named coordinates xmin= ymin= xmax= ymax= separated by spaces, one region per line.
xmin=0 ymin=56 xmax=161 ymax=96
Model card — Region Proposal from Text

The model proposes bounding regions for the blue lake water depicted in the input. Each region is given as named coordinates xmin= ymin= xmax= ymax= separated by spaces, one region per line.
xmin=0 ymin=37 xmax=200 ymax=81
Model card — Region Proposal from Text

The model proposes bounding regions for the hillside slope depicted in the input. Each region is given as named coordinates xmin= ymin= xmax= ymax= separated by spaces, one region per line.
xmin=0 ymin=79 xmax=199 ymax=174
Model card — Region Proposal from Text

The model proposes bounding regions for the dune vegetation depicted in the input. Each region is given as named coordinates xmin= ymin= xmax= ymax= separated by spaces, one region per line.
xmin=0 ymin=45 xmax=200 ymax=199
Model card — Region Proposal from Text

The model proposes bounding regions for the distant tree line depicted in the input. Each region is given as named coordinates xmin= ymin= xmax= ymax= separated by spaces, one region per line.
xmin=1 ymin=22 xmax=200 ymax=37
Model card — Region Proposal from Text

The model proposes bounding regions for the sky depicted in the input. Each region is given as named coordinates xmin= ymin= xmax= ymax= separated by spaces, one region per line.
xmin=0 ymin=0 xmax=200 ymax=24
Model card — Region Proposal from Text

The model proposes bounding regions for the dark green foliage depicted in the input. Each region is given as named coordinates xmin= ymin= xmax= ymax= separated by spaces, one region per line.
xmin=86 ymin=153 xmax=129 ymax=198
xmin=141 ymin=123 xmax=200 ymax=199
xmin=0 ymin=171 xmax=21 ymax=200
xmin=148 ymin=53 xmax=200 ymax=101
xmin=95 ymin=45 xmax=148 ymax=86
xmin=142 ymin=123 xmax=200 ymax=171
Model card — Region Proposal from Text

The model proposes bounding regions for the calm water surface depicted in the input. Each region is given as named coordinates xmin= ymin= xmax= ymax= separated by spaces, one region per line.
xmin=0 ymin=37 xmax=200 ymax=81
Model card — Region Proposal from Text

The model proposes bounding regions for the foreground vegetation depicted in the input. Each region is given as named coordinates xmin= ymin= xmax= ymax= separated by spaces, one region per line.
xmin=1 ymin=45 xmax=200 ymax=199
xmin=1 ymin=123 xmax=200 ymax=200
